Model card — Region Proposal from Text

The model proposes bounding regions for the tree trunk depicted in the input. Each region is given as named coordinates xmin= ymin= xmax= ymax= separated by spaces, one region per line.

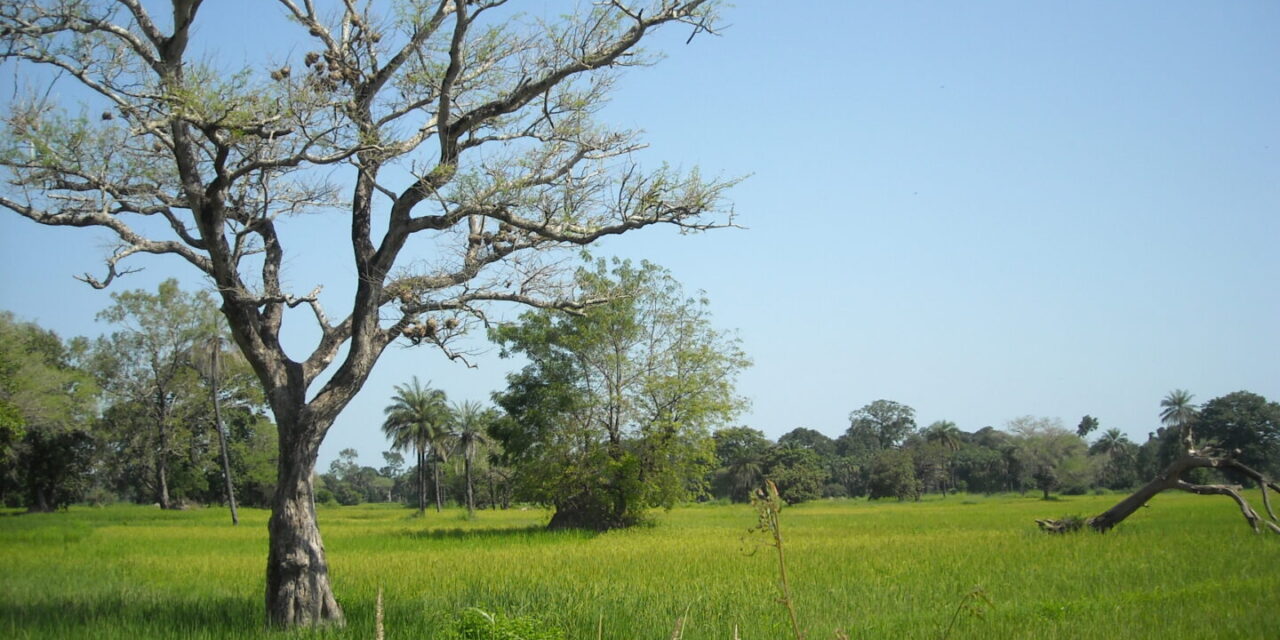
xmin=214 ymin=417 xmax=239 ymax=525
xmin=464 ymin=456 xmax=474 ymax=516
xmin=1086 ymin=469 xmax=1181 ymax=532
xmin=30 ymin=486 xmax=51 ymax=513
xmin=156 ymin=441 xmax=171 ymax=510
xmin=432 ymin=458 xmax=443 ymax=512
xmin=416 ymin=447 xmax=426 ymax=514
xmin=265 ymin=427 xmax=344 ymax=628
xmin=209 ymin=351 xmax=239 ymax=525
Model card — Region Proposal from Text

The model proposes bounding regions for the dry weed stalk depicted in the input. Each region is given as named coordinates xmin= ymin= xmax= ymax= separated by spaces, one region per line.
xmin=751 ymin=479 xmax=804 ymax=640
xmin=940 ymin=585 xmax=993 ymax=640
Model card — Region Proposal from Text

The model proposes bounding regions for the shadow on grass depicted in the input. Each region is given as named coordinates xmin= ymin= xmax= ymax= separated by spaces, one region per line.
xmin=0 ymin=595 xmax=264 ymax=637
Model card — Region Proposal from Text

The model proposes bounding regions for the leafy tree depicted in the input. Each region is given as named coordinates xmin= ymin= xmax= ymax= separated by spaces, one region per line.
xmin=1090 ymin=428 xmax=1138 ymax=490
xmin=710 ymin=426 xmax=771 ymax=502
xmin=764 ymin=445 xmax=827 ymax=504
xmin=845 ymin=400 xmax=917 ymax=451
xmin=222 ymin=411 xmax=278 ymax=508
xmin=1195 ymin=391 xmax=1280 ymax=480
xmin=16 ymin=428 xmax=96 ymax=511
xmin=1076 ymin=415 xmax=1100 ymax=439
xmin=952 ymin=440 xmax=1010 ymax=495
xmin=1008 ymin=416 xmax=1090 ymax=499
xmin=0 ymin=313 xmax=98 ymax=511
xmin=492 ymin=260 xmax=748 ymax=530
xmin=827 ymin=455 xmax=868 ymax=498
xmin=866 ymin=448 xmax=920 ymax=501
xmin=1 ymin=0 xmax=733 ymax=626
xmin=921 ymin=420 xmax=962 ymax=495
xmin=382 ymin=378 xmax=451 ymax=514
xmin=91 ymin=280 xmax=212 ymax=509
xmin=322 ymin=448 xmax=365 ymax=506
xmin=379 ymin=451 xmax=405 ymax=501
xmin=777 ymin=427 xmax=837 ymax=459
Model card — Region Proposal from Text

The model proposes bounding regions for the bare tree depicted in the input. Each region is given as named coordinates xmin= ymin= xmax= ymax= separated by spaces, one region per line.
xmin=0 ymin=0 xmax=734 ymax=628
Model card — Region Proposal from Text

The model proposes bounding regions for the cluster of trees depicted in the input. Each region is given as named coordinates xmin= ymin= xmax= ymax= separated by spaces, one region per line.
xmin=363 ymin=260 xmax=749 ymax=530
xmin=0 ymin=281 xmax=278 ymax=516
xmin=707 ymin=392 xmax=1280 ymax=505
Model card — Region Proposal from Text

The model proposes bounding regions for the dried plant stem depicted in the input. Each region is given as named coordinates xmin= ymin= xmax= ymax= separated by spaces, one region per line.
xmin=754 ymin=480 xmax=804 ymax=640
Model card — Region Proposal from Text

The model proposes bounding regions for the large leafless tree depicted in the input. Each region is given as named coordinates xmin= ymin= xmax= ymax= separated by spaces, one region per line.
xmin=0 ymin=0 xmax=734 ymax=627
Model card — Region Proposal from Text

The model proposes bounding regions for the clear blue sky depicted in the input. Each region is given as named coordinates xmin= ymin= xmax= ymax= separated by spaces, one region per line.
xmin=2 ymin=1 xmax=1277 ymax=469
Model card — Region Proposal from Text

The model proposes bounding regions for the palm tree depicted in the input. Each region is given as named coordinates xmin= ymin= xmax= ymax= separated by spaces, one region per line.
xmin=726 ymin=456 xmax=765 ymax=503
xmin=924 ymin=420 xmax=962 ymax=451
xmin=923 ymin=420 xmax=962 ymax=496
xmin=382 ymin=378 xmax=450 ymax=514
xmin=1160 ymin=389 xmax=1199 ymax=452
xmin=1093 ymin=428 xmax=1131 ymax=458
xmin=189 ymin=311 xmax=241 ymax=526
xmin=450 ymin=400 xmax=493 ymax=516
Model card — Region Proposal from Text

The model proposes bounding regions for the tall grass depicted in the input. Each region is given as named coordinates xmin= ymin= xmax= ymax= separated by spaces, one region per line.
xmin=2 ymin=494 xmax=1278 ymax=638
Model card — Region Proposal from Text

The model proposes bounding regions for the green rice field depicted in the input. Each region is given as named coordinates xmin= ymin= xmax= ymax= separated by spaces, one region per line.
xmin=2 ymin=492 xmax=1277 ymax=639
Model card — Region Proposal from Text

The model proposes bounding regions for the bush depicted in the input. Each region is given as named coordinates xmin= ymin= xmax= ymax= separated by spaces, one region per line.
xmin=315 ymin=487 xmax=337 ymax=506
xmin=445 ymin=608 xmax=564 ymax=640
xmin=822 ymin=482 xmax=849 ymax=498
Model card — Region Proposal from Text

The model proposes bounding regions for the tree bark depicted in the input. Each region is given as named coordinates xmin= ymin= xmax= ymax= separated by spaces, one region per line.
xmin=465 ymin=456 xmax=475 ymax=516
xmin=265 ymin=426 xmax=344 ymax=628
xmin=416 ymin=447 xmax=427 ymax=514
xmin=432 ymin=457 xmax=443 ymax=512
xmin=156 ymin=425 xmax=172 ymax=510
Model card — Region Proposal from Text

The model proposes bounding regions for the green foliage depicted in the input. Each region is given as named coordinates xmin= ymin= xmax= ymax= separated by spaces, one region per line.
xmin=0 ymin=312 xmax=98 ymax=509
xmin=764 ymin=446 xmax=827 ymax=504
xmin=88 ymin=280 xmax=270 ymax=509
xmin=1007 ymin=417 xmax=1091 ymax=499
xmin=709 ymin=426 xmax=771 ymax=502
xmin=15 ymin=427 xmax=95 ymax=510
xmin=866 ymin=448 xmax=920 ymax=501
xmin=1195 ymin=391 xmax=1280 ymax=479
xmin=1076 ymin=415 xmax=1099 ymax=439
xmin=492 ymin=259 xmax=748 ymax=530
xmin=845 ymin=400 xmax=917 ymax=450
xmin=444 ymin=608 xmax=565 ymax=640
xmin=777 ymin=427 xmax=837 ymax=459
xmin=382 ymin=378 xmax=452 ymax=513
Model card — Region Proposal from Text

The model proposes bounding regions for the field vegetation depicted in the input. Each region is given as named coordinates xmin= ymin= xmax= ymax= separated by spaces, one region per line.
xmin=3 ymin=492 xmax=1277 ymax=639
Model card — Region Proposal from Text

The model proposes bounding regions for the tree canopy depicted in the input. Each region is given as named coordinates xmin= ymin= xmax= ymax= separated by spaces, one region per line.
xmin=492 ymin=259 xmax=748 ymax=530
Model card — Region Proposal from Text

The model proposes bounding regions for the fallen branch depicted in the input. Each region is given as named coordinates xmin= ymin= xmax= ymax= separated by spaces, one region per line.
xmin=1037 ymin=452 xmax=1280 ymax=535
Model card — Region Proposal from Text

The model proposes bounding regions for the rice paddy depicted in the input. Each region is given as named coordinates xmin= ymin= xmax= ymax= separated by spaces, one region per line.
xmin=2 ymin=492 xmax=1277 ymax=639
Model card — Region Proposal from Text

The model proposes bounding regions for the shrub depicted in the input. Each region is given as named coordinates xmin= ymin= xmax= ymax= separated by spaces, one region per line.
xmin=445 ymin=608 xmax=564 ymax=640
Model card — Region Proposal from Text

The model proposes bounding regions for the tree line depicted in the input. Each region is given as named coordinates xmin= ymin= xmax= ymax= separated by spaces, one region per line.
xmin=0 ymin=282 xmax=277 ymax=515
xmin=708 ymin=391 xmax=1280 ymax=506
xmin=5 ymin=276 xmax=1278 ymax=528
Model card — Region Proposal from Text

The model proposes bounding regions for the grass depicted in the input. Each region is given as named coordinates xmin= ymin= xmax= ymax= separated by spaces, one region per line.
xmin=1 ymin=492 xmax=1278 ymax=638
